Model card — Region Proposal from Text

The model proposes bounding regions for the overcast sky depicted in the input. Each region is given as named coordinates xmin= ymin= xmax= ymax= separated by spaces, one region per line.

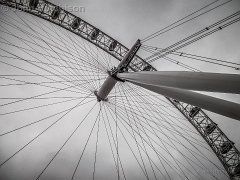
xmin=0 ymin=0 xmax=240 ymax=180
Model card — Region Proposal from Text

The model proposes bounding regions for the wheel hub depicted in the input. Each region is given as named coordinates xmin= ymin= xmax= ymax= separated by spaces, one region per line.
xmin=94 ymin=40 xmax=141 ymax=102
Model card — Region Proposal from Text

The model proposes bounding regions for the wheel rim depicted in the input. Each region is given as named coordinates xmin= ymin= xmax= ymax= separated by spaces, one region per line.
xmin=0 ymin=2 xmax=239 ymax=180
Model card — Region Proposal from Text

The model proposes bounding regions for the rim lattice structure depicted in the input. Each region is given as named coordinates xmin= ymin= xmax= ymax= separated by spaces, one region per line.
xmin=0 ymin=0 xmax=239 ymax=180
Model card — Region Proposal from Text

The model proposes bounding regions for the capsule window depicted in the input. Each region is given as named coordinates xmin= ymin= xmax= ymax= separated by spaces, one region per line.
xmin=173 ymin=99 xmax=179 ymax=103
xmin=143 ymin=65 xmax=152 ymax=71
xmin=51 ymin=7 xmax=61 ymax=20
xmin=204 ymin=124 xmax=216 ymax=135
xmin=219 ymin=142 xmax=233 ymax=154
xmin=71 ymin=18 xmax=81 ymax=30
xmin=109 ymin=40 xmax=117 ymax=51
xmin=91 ymin=29 xmax=100 ymax=40
xmin=189 ymin=107 xmax=200 ymax=118
xmin=234 ymin=163 xmax=240 ymax=176
xmin=29 ymin=0 xmax=39 ymax=9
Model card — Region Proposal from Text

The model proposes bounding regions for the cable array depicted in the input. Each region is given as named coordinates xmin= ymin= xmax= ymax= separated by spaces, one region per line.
xmin=142 ymin=10 xmax=240 ymax=64
xmin=142 ymin=45 xmax=240 ymax=70
xmin=141 ymin=0 xmax=232 ymax=43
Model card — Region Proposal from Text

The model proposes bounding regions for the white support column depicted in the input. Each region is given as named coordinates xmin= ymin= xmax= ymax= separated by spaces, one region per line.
xmin=95 ymin=76 xmax=117 ymax=101
xmin=129 ymin=81 xmax=240 ymax=121
xmin=118 ymin=71 xmax=240 ymax=94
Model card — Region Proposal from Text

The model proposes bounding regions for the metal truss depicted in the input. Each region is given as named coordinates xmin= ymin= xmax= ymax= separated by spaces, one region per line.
xmin=0 ymin=0 xmax=155 ymax=72
xmin=0 ymin=0 xmax=239 ymax=179
xmin=169 ymin=98 xmax=240 ymax=179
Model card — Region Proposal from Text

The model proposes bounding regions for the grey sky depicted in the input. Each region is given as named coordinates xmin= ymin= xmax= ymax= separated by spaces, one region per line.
xmin=0 ymin=0 xmax=240 ymax=180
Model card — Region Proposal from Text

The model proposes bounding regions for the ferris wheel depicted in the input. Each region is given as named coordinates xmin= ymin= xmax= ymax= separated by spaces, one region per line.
xmin=0 ymin=0 xmax=240 ymax=180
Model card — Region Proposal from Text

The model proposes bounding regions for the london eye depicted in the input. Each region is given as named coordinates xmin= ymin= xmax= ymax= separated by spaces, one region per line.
xmin=0 ymin=0 xmax=240 ymax=179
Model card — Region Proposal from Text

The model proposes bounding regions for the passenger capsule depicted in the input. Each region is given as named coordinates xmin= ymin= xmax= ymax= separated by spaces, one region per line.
xmin=143 ymin=65 xmax=152 ymax=71
xmin=91 ymin=29 xmax=100 ymax=40
xmin=204 ymin=123 xmax=216 ymax=135
xmin=219 ymin=142 xmax=233 ymax=154
xmin=173 ymin=99 xmax=179 ymax=103
xmin=51 ymin=6 xmax=61 ymax=20
xmin=233 ymin=163 xmax=240 ymax=176
xmin=29 ymin=0 xmax=39 ymax=9
xmin=71 ymin=18 xmax=81 ymax=30
xmin=189 ymin=107 xmax=200 ymax=118
xmin=109 ymin=40 xmax=117 ymax=51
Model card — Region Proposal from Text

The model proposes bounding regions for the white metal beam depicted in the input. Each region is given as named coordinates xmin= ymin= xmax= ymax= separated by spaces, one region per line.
xmin=118 ymin=71 xmax=240 ymax=94
xmin=127 ymin=81 xmax=240 ymax=121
